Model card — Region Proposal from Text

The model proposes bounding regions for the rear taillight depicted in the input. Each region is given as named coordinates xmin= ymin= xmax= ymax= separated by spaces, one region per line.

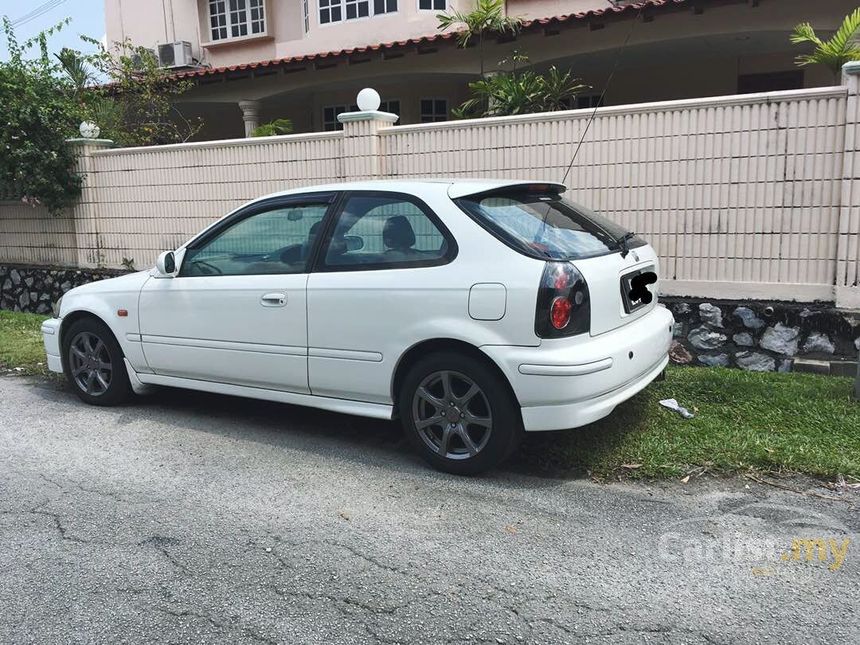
xmin=550 ymin=297 xmax=571 ymax=329
xmin=535 ymin=262 xmax=590 ymax=338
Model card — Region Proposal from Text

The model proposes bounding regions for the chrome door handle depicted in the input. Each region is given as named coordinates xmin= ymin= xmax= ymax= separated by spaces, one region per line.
xmin=260 ymin=292 xmax=287 ymax=307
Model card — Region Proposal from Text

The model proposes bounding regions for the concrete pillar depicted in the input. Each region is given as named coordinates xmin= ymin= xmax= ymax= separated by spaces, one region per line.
xmin=66 ymin=137 xmax=115 ymax=268
xmin=836 ymin=62 xmax=860 ymax=309
xmin=337 ymin=91 xmax=399 ymax=180
xmin=239 ymin=100 xmax=262 ymax=137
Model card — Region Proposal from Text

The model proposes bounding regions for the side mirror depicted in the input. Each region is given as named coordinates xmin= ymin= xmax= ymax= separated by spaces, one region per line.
xmin=155 ymin=251 xmax=176 ymax=277
xmin=344 ymin=235 xmax=364 ymax=252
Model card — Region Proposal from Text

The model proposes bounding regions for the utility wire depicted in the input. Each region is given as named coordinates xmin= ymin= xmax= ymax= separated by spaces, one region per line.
xmin=561 ymin=4 xmax=645 ymax=185
xmin=11 ymin=0 xmax=69 ymax=27
xmin=12 ymin=0 xmax=65 ymax=25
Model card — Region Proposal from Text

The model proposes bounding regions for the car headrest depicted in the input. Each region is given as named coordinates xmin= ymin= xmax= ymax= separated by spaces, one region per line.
xmin=383 ymin=215 xmax=416 ymax=251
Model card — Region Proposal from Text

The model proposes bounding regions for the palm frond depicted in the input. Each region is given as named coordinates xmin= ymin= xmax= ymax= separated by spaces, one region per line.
xmin=790 ymin=22 xmax=823 ymax=46
xmin=791 ymin=10 xmax=860 ymax=76
xmin=436 ymin=0 xmax=522 ymax=51
xmin=828 ymin=6 xmax=860 ymax=52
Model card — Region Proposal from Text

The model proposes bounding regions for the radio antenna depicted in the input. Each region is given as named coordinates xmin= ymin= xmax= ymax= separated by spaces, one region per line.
xmin=561 ymin=4 xmax=645 ymax=185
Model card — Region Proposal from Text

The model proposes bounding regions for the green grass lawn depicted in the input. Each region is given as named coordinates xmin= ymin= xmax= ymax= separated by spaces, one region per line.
xmin=520 ymin=366 xmax=860 ymax=479
xmin=0 ymin=310 xmax=50 ymax=375
xmin=0 ymin=310 xmax=857 ymax=479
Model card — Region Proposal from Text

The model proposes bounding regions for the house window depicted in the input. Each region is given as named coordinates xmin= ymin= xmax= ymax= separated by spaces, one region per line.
xmin=249 ymin=0 xmax=265 ymax=33
xmin=575 ymin=95 xmax=603 ymax=109
xmin=320 ymin=0 xmax=396 ymax=24
xmin=737 ymin=71 xmax=804 ymax=94
xmin=323 ymin=104 xmax=359 ymax=131
xmin=319 ymin=0 xmax=341 ymax=23
xmin=208 ymin=0 xmax=265 ymax=41
xmin=418 ymin=0 xmax=445 ymax=10
xmin=345 ymin=0 xmax=370 ymax=19
xmin=320 ymin=0 xmax=372 ymax=23
xmin=303 ymin=0 xmax=310 ymax=31
xmin=420 ymin=98 xmax=447 ymax=123
xmin=380 ymin=99 xmax=400 ymax=116
xmin=374 ymin=0 xmax=398 ymax=13
xmin=209 ymin=1 xmax=228 ymax=40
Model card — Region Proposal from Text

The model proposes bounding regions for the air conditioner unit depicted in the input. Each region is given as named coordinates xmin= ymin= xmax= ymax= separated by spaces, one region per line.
xmin=157 ymin=41 xmax=194 ymax=68
xmin=130 ymin=48 xmax=157 ymax=70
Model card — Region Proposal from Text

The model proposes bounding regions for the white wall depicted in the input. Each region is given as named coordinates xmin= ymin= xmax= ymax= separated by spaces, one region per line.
xmin=3 ymin=78 xmax=860 ymax=307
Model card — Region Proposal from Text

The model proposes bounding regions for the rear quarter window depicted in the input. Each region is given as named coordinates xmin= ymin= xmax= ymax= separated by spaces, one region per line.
xmin=455 ymin=189 xmax=645 ymax=261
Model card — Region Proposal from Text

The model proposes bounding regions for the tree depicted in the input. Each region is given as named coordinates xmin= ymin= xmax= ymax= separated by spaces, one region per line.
xmin=437 ymin=0 xmax=522 ymax=77
xmin=791 ymin=8 xmax=860 ymax=81
xmin=453 ymin=54 xmax=588 ymax=119
xmin=1 ymin=17 xmax=203 ymax=216
xmin=0 ymin=18 xmax=83 ymax=214
xmin=57 ymin=41 xmax=202 ymax=147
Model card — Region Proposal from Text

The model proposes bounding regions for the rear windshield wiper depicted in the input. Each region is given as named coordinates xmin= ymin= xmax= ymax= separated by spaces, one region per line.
xmin=617 ymin=232 xmax=636 ymax=258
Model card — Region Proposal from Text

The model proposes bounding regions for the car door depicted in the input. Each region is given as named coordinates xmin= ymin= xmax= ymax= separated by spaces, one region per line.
xmin=306 ymin=191 xmax=459 ymax=404
xmin=139 ymin=193 xmax=334 ymax=392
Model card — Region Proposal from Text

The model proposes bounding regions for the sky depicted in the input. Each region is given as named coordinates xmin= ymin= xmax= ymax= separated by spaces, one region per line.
xmin=0 ymin=0 xmax=105 ymax=60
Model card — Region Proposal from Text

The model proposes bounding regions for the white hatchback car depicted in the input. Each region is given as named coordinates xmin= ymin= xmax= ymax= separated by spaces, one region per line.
xmin=42 ymin=180 xmax=673 ymax=473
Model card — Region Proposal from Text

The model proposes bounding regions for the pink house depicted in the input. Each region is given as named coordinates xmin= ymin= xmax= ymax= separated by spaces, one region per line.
xmin=104 ymin=0 xmax=856 ymax=139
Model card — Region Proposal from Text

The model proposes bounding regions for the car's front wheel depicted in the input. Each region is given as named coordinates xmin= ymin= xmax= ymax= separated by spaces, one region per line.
xmin=62 ymin=317 xmax=132 ymax=406
xmin=399 ymin=352 xmax=522 ymax=475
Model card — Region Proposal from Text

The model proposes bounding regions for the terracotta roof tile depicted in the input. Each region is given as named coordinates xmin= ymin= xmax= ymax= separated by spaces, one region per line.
xmin=172 ymin=0 xmax=686 ymax=80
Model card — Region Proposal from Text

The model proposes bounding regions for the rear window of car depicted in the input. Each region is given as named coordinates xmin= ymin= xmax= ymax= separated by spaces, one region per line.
xmin=455 ymin=188 xmax=645 ymax=261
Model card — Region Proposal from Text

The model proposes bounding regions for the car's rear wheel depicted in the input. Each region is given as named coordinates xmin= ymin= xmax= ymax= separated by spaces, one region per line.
xmin=62 ymin=318 xmax=131 ymax=406
xmin=399 ymin=352 xmax=522 ymax=475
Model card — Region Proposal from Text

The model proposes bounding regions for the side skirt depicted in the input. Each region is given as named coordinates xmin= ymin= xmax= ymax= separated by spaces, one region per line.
xmin=135 ymin=369 xmax=395 ymax=420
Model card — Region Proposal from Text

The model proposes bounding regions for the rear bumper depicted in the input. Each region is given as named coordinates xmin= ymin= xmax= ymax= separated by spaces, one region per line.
xmin=482 ymin=305 xmax=674 ymax=431
xmin=41 ymin=318 xmax=63 ymax=373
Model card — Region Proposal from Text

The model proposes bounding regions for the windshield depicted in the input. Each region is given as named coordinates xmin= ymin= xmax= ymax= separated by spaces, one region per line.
xmin=455 ymin=189 xmax=644 ymax=261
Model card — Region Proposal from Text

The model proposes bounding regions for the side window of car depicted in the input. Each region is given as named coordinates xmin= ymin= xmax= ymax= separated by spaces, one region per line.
xmin=180 ymin=202 xmax=328 ymax=276
xmin=321 ymin=193 xmax=453 ymax=270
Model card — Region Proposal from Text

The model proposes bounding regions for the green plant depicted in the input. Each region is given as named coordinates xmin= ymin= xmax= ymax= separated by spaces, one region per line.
xmin=0 ymin=18 xmax=84 ymax=214
xmin=453 ymin=54 xmax=588 ymax=118
xmin=251 ymin=118 xmax=294 ymax=137
xmin=791 ymin=8 xmax=860 ymax=81
xmin=0 ymin=310 xmax=51 ymax=375
xmin=57 ymin=41 xmax=202 ymax=147
xmin=437 ymin=0 xmax=522 ymax=77
xmin=519 ymin=366 xmax=860 ymax=479
xmin=120 ymin=257 xmax=136 ymax=271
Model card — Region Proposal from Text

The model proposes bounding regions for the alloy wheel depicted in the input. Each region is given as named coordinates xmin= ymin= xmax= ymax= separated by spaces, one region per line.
xmin=68 ymin=331 xmax=113 ymax=396
xmin=411 ymin=370 xmax=493 ymax=460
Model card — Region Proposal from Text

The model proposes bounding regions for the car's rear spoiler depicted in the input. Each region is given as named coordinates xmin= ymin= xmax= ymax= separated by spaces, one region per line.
xmin=447 ymin=181 xmax=567 ymax=200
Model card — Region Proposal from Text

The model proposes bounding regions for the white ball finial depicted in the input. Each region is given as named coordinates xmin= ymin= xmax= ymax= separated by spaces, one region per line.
xmin=79 ymin=121 xmax=100 ymax=139
xmin=356 ymin=88 xmax=381 ymax=112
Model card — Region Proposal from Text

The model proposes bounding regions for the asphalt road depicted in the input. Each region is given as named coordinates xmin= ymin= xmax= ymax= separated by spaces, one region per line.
xmin=1 ymin=376 xmax=858 ymax=645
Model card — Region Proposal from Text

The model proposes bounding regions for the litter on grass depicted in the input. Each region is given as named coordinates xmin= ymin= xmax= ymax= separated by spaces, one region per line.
xmin=659 ymin=398 xmax=695 ymax=419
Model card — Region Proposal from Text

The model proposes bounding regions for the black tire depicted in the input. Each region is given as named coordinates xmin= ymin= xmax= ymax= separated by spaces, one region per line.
xmin=62 ymin=317 xmax=132 ymax=406
xmin=399 ymin=351 xmax=522 ymax=475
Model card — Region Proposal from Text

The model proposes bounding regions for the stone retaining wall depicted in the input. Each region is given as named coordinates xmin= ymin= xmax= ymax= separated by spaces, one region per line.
xmin=0 ymin=265 xmax=126 ymax=315
xmin=664 ymin=297 xmax=860 ymax=373
xmin=2 ymin=264 xmax=859 ymax=373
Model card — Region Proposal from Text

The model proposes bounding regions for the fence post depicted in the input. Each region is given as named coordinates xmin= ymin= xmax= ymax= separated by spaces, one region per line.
xmin=337 ymin=91 xmax=398 ymax=180
xmin=836 ymin=62 xmax=860 ymax=309
xmin=66 ymin=138 xmax=114 ymax=269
